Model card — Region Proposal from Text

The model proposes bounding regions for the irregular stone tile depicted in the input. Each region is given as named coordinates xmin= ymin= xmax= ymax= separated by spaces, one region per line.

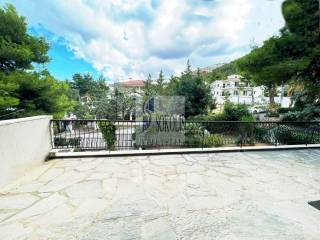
xmin=7 ymin=193 xmax=67 ymax=222
xmin=0 ymin=193 xmax=39 ymax=210
xmin=0 ymin=222 xmax=33 ymax=240
xmin=10 ymin=181 xmax=45 ymax=193
xmin=71 ymin=198 xmax=109 ymax=218
xmin=75 ymin=159 xmax=102 ymax=171
xmin=38 ymin=171 xmax=88 ymax=192
xmin=65 ymin=180 xmax=103 ymax=199
xmin=38 ymin=168 xmax=65 ymax=182
xmin=0 ymin=150 xmax=320 ymax=239
xmin=141 ymin=217 xmax=176 ymax=240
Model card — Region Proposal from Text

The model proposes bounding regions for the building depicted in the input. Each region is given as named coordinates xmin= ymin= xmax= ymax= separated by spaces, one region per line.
xmin=211 ymin=75 xmax=290 ymax=107
xmin=113 ymin=78 xmax=145 ymax=93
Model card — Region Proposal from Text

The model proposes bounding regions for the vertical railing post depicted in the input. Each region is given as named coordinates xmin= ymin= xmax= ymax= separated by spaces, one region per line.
xmin=275 ymin=122 xmax=278 ymax=147
xmin=49 ymin=120 xmax=54 ymax=149
xmin=240 ymin=122 xmax=243 ymax=149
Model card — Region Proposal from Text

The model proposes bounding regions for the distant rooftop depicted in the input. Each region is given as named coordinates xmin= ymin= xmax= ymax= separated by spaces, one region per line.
xmin=116 ymin=78 xmax=145 ymax=87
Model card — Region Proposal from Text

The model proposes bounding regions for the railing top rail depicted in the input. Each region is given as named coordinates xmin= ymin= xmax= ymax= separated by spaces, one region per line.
xmin=50 ymin=119 xmax=320 ymax=124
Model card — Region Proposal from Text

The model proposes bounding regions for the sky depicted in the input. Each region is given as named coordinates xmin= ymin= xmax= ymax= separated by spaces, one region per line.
xmin=1 ymin=0 xmax=285 ymax=82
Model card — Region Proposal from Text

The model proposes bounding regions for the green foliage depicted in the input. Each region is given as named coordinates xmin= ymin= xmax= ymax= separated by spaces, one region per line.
xmin=167 ymin=61 xmax=212 ymax=117
xmin=0 ymin=70 xmax=74 ymax=118
xmin=185 ymin=122 xmax=204 ymax=147
xmin=206 ymin=62 xmax=238 ymax=83
xmin=0 ymin=4 xmax=49 ymax=72
xmin=266 ymin=103 xmax=281 ymax=117
xmin=70 ymin=73 xmax=108 ymax=99
xmin=240 ymin=115 xmax=256 ymax=122
xmin=95 ymin=87 xmax=135 ymax=120
xmin=73 ymin=103 xmax=93 ymax=119
xmin=237 ymin=0 xmax=319 ymax=108
xmin=273 ymin=125 xmax=308 ymax=145
xmin=224 ymin=102 xmax=250 ymax=121
xmin=0 ymin=71 xmax=19 ymax=110
xmin=144 ymin=73 xmax=155 ymax=98
xmin=203 ymin=134 xmax=224 ymax=147
xmin=156 ymin=70 xmax=165 ymax=94
xmin=189 ymin=103 xmax=254 ymax=135
xmin=99 ymin=121 xmax=117 ymax=151
xmin=0 ymin=4 xmax=73 ymax=119
xmin=282 ymin=103 xmax=320 ymax=121
xmin=54 ymin=137 xmax=80 ymax=147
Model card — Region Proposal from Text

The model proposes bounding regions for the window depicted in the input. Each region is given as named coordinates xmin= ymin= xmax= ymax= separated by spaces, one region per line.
xmin=223 ymin=84 xmax=225 ymax=88
xmin=244 ymin=82 xmax=249 ymax=87
xmin=243 ymin=91 xmax=248 ymax=96
xmin=222 ymin=91 xmax=225 ymax=96
xmin=234 ymin=90 xmax=238 ymax=96
xmin=235 ymin=82 xmax=239 ymax=87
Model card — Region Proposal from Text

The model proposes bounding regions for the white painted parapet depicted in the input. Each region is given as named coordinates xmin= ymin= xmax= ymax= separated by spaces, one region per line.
xmin=0 ymin=115 xmax=52 ymax=188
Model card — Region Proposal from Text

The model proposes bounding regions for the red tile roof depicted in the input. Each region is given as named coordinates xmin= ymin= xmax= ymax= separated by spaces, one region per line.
xmin=119 ymin=79 xmax=145 ymax=87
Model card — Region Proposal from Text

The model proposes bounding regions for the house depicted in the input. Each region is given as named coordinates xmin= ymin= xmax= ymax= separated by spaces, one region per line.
xmin=113 ymin=78 xmax=145 ymax=93
xmin=211 ymin=75 xmax=290 ymax=107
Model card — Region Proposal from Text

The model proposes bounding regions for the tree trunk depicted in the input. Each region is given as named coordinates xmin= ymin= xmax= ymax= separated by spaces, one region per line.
xmin=269 ymin=86 xmax=275 ymax=104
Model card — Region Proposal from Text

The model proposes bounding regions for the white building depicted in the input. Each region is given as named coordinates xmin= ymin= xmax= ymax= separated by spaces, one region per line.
xmin=211 ymin=75 xmax=290 ymax=107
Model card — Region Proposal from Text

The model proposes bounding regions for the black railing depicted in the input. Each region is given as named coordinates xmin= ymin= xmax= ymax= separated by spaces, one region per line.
xmin=50 ymin=120 xmax=320 ymax=151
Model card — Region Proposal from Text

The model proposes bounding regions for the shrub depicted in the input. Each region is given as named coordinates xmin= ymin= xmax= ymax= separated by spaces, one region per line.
xmin=240 ymin=115 xmax=256 ymax=122
xmin=266 ymin=103 xmax=280 ymax=117
xmin=99 ymin=121 xmax=117 ymax=150
xmin=185 ymin=123 xmax=204 ymax=147
xmin=278 ymin=107 xmax=290 ymax=114
xmin=203 ymin=134 xmax=224 ymax=147
xmin=272 ymin=125 xmax=308 ymax=145
xmin=54 ymin=137 xmax=80 ymax=147
xmin=224 ymin=103 xmax=250 ymax=121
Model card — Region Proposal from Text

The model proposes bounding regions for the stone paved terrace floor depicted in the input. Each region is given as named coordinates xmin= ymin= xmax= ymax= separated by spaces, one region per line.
xmin=0 ymin=150 xmax=320 ymax=240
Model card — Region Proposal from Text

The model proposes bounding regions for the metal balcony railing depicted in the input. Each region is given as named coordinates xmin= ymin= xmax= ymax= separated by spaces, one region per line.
xmin=50 ymin=120 xmax=320 ymax=151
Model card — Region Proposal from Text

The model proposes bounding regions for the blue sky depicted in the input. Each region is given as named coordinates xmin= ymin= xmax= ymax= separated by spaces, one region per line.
xmin=1 ymin=0 xmax=285 ymax=82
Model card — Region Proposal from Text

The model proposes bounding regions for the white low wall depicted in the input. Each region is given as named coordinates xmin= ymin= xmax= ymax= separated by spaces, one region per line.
xmin=0 ymin=116 xmax=52 ymax=188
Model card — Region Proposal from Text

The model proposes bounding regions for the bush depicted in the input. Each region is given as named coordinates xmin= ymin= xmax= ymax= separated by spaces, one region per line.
xmin=273 ymin=125 xmax=308 ymax=145
xmin=99 ymin=121 xmax=116 ymax=150
xmin=266 ymin=103 xmax=280 ymax=117
xmin=188 ymin=113 xmax=226 ymax=122
xmin=54 ymin=137 xmax=80 ymax=147
xmin=278 ymin=107 xmax=290 ymax=114
xmin=224 ymin=102 xmax=250 ymax=121
xmin=282 ymin=103 xmax=320 ymax=121
xmin=203 ymin=134 xmax=224 ymax=147
xmin=240 ymin=115 xmax=256 ymax=122
xmin=185 ymin=123 xmax=204 ymax=147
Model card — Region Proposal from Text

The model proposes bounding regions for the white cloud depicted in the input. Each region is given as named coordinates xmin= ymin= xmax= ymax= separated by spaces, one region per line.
xmin=4 ymin=0 xmax=285 ymax=81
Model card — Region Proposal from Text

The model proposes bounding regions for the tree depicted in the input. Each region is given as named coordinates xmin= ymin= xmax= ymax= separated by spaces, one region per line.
xmin=207 ymin=62 xmax=238 ymax=83
xmin=0 ymin=4 xmax=73 ymax=119
xmin=0 ymin=4 xmax=49 ymax=72
xmin=1 ymin=70 xmax=74 ymax=118
xmin=156 ymin=70 xmax=165 ymax=94
xmin=95 ymin=87 xmax=135 ymax=120
xmin=144 ymin=73 xmax=154 ymax=99
xmin=169 ymin=62 xmax=212 ymax=117
xmin=237 ymin=0 xmax=319 ymax=110
xmin=236 ymin=36 xmax=301 ymax=104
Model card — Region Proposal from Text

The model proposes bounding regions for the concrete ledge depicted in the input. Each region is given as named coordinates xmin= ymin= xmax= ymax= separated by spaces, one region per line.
xmin=0 ymin=115 xmax=52 ymax=187
xmin=49 ymin=144 xmax=320 ymax=159
xmin=0 ymin=115 xmax=52 ymax=126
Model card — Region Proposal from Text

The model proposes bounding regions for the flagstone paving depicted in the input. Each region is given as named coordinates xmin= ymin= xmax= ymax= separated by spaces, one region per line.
xmin=0 ymin=150 xmax=320 ymax=240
